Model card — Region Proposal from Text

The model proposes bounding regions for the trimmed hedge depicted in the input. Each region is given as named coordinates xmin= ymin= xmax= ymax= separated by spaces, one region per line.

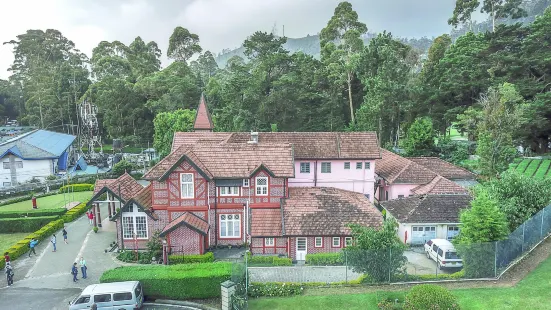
xmin=168 ymin=252 xmax=215 ymax=264
xmin=273 ymin=257 xmax=292 ymax=266
xmin=248 ymin=282 xmax=304 ymax=298
xmin=404 ymin=284 xmax=460 ymax=310
xmin=0 ymin=219 xmax=64 ymax=270
xmin=306 ymin=252 xmax=344 ymax=266
xmin=61 ymin=202 xmax=90 ymax=222
xmin=100 ymin=263 xmax=232 ymax=299
xmin=0 ymin=216 xmax=59 ymax=233
xmin=249 ymin=255 xmax=292 ymax=266
xmin=0 ymin=208 xmax=67 ymax=219
xmin=58 ymin=184 xmax=94 ymax=193
xmin=0 ymin=192 xmax=58 ymax=207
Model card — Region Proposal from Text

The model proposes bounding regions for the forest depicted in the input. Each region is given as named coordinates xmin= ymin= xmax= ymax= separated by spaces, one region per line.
xmin=0 ymin=0 xmax=551 ymax=168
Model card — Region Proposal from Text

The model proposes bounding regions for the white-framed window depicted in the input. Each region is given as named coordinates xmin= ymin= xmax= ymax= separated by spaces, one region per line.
xmin=3 ymin=182 xmax=11 ymax=187
xmin=243 ymin=179 xmax=249 ymax=187
xmin=345 ymin=237 xmax=353 ymax=247
xmin=220 ymin=186 xmax=240 ymax=196
xmin=344 ymin=162 xmax=350 ymax=169
xmin=135 ymin=216 xmax=147 ymax=238
xmin=256 ymin=177 xmax=268 ymax=196
xmin=15 ymin=161 xmax=23 ymax=168
xmin=122 ymin=206 xmax=148 ymax=239
xmin=220 ymin=214 xmax=241 ymax=238
xmin=356 ymin=162 xmax=362 ymax=169
xmin=180 ymin=173 xmax=194 ymax=198
xmin=2 ymin=162 xmax=9 ymax=169
xmin=265 ymin=238 xmax=274 ymax=246
xmin=315 ymin=237 xmax=323 ymax=247
xmin=300 ymin=162 xmax=310 ymax=173
xmin=365 ymin=162 xmax=371 ymax=170
xmin=332 ymin=237 xmax=341 ymax=248
xmin=321 ymin=162 xmax=331 ymax=173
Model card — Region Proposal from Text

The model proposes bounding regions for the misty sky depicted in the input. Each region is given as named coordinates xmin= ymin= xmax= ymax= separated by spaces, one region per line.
xmin=0 ymin=0 xmax=483 ymax=79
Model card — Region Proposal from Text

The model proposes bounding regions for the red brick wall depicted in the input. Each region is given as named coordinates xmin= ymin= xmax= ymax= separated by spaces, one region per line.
xmin=168 ymin=225 xmax=203 ymax=255
xmin=289 ymin=236 xmax=349 ymax=260
xmin=152 ymin=160 xmax=208 ymax=207
xmin=251 ymin=237 xmax=287 ymax=255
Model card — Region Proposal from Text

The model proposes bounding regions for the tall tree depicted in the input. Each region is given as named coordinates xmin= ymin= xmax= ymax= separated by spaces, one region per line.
xmin=403 ymin=117 xmax=436 ymax=156
xmin=167 ymin=27 xmax=202 ymax=63
xmin=153 ymin=109 xmax=196 ymax=157
xmin=320 ymin=1 xmax=367 ymax=124
xmin=449 ymin=0 xmax=527 ymax=32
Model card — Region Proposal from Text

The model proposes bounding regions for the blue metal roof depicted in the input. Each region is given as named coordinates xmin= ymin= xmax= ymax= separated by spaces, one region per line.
xmin=21 ymin=130 xmax=76 ymax=157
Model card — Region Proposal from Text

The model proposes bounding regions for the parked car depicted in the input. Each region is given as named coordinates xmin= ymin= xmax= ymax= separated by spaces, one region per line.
xmin=69 ymin=281 xmax=144 ymax=310
xmin=424 ymin=239 xmax=463 ymax=270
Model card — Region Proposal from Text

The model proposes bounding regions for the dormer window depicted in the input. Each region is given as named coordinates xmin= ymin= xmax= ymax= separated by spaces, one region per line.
xmin=256 ymin=177 xmax=268 ymax=196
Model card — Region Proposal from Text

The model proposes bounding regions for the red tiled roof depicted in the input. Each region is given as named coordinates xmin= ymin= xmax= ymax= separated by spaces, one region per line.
xmin=193 ymin=94 xmax=213 ymax=131
xmin=251 ymin=209 xmax=282 ymax=236
xmin=93 ymin=173 xmax=143 ymax=202
xmin=171 ymin=132 xmax=230 ymax=152
xmin=131 ymin=183 xmax=153 ymax=210
xmin=409 ymin=157 xmax=477 ymax=180
xmin=282 ymin=187 xmax=382 ymax=236
xmin=411 ymin=176 xmax=469 ymax=195
xmin=93 ymin=179 xmax=115 ymax=194
xmin=160 ymin=212 xmax=209 ymax=236
xmin=375 ymin=149 xmax=437 ymax=184
xmin=381 ymin=195 xmax=472 ymax=224
xmin=144 ymin=143 xmax=295 ymax=180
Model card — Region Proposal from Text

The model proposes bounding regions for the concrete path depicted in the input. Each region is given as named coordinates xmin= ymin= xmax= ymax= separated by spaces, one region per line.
xmin=0 ymin=202 xmax=121 ymax=309
xmin=249 ymin=266 xmax=361 ymax=283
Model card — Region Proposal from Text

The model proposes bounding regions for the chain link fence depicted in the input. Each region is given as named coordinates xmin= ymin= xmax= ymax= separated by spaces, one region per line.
xmin=230 ymin=256 xmax=248 ymax=310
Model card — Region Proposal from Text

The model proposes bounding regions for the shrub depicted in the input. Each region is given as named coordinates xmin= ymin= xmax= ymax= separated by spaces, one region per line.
xmin=377 ymin=291 xmax=406 ymax=310
xmin=248 ymin=255 xmax=292 ymax=266
xmin=248 ymin=282 xmax=304 ymax=298
xmin=0 ymin=219 xmax=64 ymax=270
xmin=117 ymin=250 xmax=151 ymax=264
xmin=0 ymin=216 xmax=59 ymax=233
xmin=404 ymin=284 xmax=460 ymax=310
xmin=61 ymin=202 xmax=90 ymax=222
xmin=0 ymin=208 xmax=67 ymax=219
xmin=58 ymin=184 xmax=94 ymax=193
xmin=100 ymin=263 xmax=232 ymax=299
xmin=272 ymin=257 xmax=292 ymax=266
xmin=168 ymin=252 xmax=215 ymax=264
xmin=306 ymin=252 xmax=344 ymax=266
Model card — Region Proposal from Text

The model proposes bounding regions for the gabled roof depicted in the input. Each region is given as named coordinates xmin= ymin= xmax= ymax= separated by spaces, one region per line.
xmin=282 ymin=187 xmax=382 ymax=236
xmin=171 ymin=132 xmax=230 ymax=152
xmin=159 ymin=212 xmax=209 ymax=236
xmin=144 ymin=143 xmax=295 ymax=180
xmin=113 ymin=184 xmax=157 ymax=221
xmin=251 ymin=208 xmax=283 ymax=237
xmin=0 ymin=129 xmax=76 ymax=159
xmin=381 ymin=194 xmax=472 ymax=224
xmin=409 ymin=157 xmax=477 ymax=180
xmin=375 ymin=148 xmax=436 ymax=184
xmin=193 ymin=93 xmax=214 ymax=131
xmin=411 ymin=176 xmax=469 ymax=196
xmin=89 ymin=173 xmax=143 ymax=204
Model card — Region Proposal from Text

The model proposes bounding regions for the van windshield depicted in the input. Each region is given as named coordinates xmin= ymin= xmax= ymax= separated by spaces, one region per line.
xmin=445 ymin=251 xmax=460 ymax=259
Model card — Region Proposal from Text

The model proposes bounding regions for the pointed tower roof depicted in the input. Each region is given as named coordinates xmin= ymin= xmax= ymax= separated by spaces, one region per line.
xmin=193 ymin=93 xmax=214 ymax=131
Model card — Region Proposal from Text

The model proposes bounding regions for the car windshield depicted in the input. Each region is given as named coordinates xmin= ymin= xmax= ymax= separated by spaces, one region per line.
xmin=445 ymin=251 xmax=460 ymax=259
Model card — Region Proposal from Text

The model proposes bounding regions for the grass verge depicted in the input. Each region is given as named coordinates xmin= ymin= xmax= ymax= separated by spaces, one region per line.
xmin=0 ymin=191 xmax=92 ymax=211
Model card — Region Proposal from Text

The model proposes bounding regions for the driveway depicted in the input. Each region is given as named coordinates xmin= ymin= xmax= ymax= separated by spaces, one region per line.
xmin=249 ymin=266 xmax=361 ymax=283
xmin=405 ymin=248 xmax=456 ymax=275
xmin=0 ymin=202 xmax=121 ymax=309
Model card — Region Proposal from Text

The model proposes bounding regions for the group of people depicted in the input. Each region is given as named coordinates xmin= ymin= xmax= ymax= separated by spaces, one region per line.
xmin=4 ymin=224 xmax=90 ymax=286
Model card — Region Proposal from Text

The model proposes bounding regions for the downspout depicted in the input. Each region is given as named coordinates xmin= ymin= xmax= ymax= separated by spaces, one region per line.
xmin=243 ymin=202 xmax=246 ymax=244
xmin=362 ymin=162 xmax=366 ymax=195
xmin=119 ymin=184 xmax=124 ymax=250
xmin=314 ymin=160 xmax=318 ymax=187
xmin=207 ymin=181 xmax=211 ymax=248
xmin=214 ymin=185 xmax=218 ymax=246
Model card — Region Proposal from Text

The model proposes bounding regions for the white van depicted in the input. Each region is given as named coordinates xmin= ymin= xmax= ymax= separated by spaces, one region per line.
xmin=69 ymin=281 xmax=144 ymax=310
xmin=424 ymin=239 xmax=463 ymax=270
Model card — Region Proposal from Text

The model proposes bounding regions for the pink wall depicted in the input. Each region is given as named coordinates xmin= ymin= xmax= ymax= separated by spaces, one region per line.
xmin=289 ymin=160 xmax=376 ymax=202
xmin=389 ymin=184 xmax=419 ymax=200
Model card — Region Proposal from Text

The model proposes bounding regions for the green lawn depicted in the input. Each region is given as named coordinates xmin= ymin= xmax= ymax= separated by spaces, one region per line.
xmin=250 ymin=255 xmax=551 ymax=310
xmin=0 ymin=191 xmax=92 ymax=212
xmin=511 ymin=159 xmax=551 ymax=179
xmin=0 ymin=233 xmax=28 ymax=254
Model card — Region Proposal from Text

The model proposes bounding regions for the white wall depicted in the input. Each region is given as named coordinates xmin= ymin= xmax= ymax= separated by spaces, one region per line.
xmin=398 ymin=223 xmax=460 ymax=245
xmin=0 ymin=155 xmax=54 ymax=188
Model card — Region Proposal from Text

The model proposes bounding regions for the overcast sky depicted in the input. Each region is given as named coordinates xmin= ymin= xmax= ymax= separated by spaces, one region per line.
xmin=0 ymin=0 xmax=474 ymax=79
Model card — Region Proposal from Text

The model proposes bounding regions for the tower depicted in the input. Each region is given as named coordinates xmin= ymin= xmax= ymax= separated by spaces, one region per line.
xmin=193 ymin=93 xmax=214 ymax=132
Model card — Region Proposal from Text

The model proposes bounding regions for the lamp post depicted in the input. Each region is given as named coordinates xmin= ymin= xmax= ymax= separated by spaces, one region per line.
xmin=162 ymin=239 xmax=168 ymax=265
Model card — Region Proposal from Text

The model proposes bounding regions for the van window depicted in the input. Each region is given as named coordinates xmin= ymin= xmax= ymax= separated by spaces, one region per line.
xmin=135 ymin=283 xmax=142 ymax=297
xmin=113 ymin=292 xmax=133 ymax=301
xmin=75 ymin=296 xmax=90 ymax=304
xmin=445 ymin=251 xmax=461 ymax=259
xmin=432 ymin=244 xmax=438 ymax=252
xmin=437 ymin=248 xmax=444 ymax=257
xmin=94 ymin=294 xmax=111 ymax=303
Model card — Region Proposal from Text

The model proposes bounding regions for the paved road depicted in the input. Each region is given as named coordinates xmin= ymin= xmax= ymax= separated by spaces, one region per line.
xmin=249 ymin=266 xmax=361 ymax=283
xmin=0 ymin=202 xmax=120 ymax=310
xmin=405 ymin=250 xmax=454 ymax=275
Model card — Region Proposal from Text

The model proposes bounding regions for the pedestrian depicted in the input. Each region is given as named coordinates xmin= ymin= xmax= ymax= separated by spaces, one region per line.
xmin=28 ymin=238 xmax=38 ymax=257
xmin=5 ymin=262 xmax=14 ymax=286
xmin=62 ymin=226 xmax=68 ymax=244
xmin=4 ymin=252 xmax=10 ymax=263
xmin=51 ymin=234 xmax=57 ymax=252
xmin=71 ymin=262 xmax=78 ymax=282
xmin=88 ymin=211 xmax=94 ymax=225
xmin=91 ymin=303 xmax=97 ymax=310
xmin=79 ymin=256 xmax=87 ymax=279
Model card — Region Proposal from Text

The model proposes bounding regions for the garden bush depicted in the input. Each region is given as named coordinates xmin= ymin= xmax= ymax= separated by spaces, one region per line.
xmin=0 ymin=216 xmax=59 ymax=233
xmin=404 ymin=284 xmax=460 ymax=310
xmin=248 ymin=282 xmax=304 ymax=298
xmin=100 ymin=263 xmax=232 ymax=299
xmin=248 ymin=255 xmax=292 ymax=266
xmin=0 ymin=219 xmax=64 ymax=269
xmin=0 ymin=208 xmax=67 ymax=219
xmin=58 ymin=184 xmax=94 ymax=193
xmin=272 ymin=257 xmax=292 ymax=266
xmin=168 ymin=252 xmax=214 ymax=264
xmin=61 ymin=202 xmax=90 ymax=222
xmin=306 ymin=252 xmax=344 ymax=266
xmin=116 ymin=250 xmax=153 ymax=264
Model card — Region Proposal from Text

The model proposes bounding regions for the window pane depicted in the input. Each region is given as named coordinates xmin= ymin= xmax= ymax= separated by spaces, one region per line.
xmin=94 ymin=294 xmax=111 ymax=303
xmin=113 ymin=292 xmax=133 ymax=301
xmin=136 ymin=216 xmax=147 ymax=238
xmin=344 ymin=162 xmax=350 ymax=169
xmin=233 ymin=219 xmax=240 ymax=237
xmin=356 ymin=162 xmax=362 ymax=169
xmin=221 ymin=221 xmax=227 ymax=237
xmin=123 ymin=217 xmax=134 ymax=239
xmin=365 ymin=162 xmax=371 ymax=169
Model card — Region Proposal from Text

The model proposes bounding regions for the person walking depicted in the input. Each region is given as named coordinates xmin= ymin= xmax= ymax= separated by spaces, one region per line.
xmin=51 ymin=234 xmax=57 ymax=252
xmin=28 ymin=238 xmax=38 ymax=257
xmin=4 ymin=252 xmax=10 ymax=264
xmin=79 ymin=256 xmax=87 ymax=279
xmin=62 ymin=226 xmax=68 ymax=244
xmin=88 ymin=211 xmax=94 ymax=225
xmin=5 ymin=262 xmax=14 ymax=286
xmin=71 ymin=262 xmax=78 ymax=282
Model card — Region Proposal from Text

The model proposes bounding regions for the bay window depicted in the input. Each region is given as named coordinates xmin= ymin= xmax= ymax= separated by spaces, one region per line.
xmin=122 ymin=205 xmax=148 ymax=239
xmin=220 ymin=214 xmax=241 ymax=238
